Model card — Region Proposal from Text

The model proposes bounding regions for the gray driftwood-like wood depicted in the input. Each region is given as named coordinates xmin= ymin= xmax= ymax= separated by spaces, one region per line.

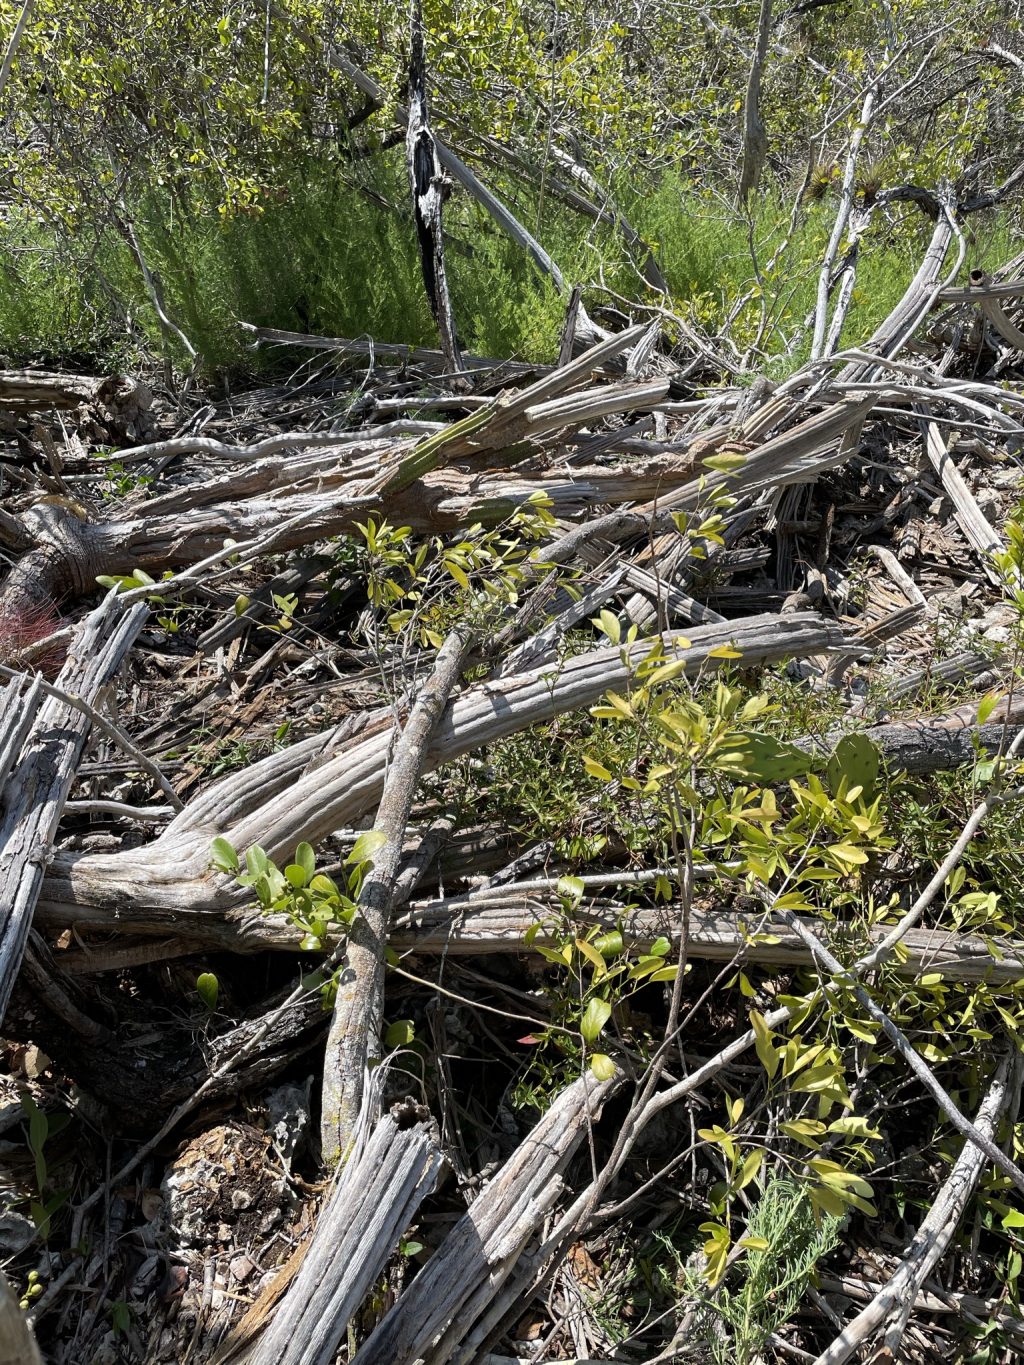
xmin=350 ymin=1072 xmax=618 ymax=1365
xmin=240 ymin=1115 xmax=443 ymax=1365
xmin=321 ymin=627 xmax=473 ymax=1164
xmin=0 ymin=368 xmax=104 ymax=409
xmin=0 ymin=350 xmax=682 ymax=618
xmin=920 ymin=417 xmax=1003 ymax=583
xmin=393 ymin=897 xmax=1024 ymax=985
xmin=0 ymin=1270 xmax=42 ymax=1365
xmin=35 ymin=613 xmax=845 ymax=940
xmin=0 ymin=594 xmax=147 ymax=1019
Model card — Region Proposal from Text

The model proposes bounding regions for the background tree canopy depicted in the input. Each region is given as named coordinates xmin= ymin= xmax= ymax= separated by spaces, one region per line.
xmin=0 ymin=0 xmax=1021 ymax=366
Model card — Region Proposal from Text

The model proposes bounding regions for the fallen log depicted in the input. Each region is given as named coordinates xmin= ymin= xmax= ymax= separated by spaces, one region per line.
xmin=0 ymin=594 xmax=147 ymax=1018
xmin=1 ymin=329 xmax=682 ymax=617
xmin=391 ymin=898 xmax=1024 ymax=985
xmin=35 ymin=613 xmax=846 ymax=938
xmin=349 ymin=1071 xmax=618 ymax=1365
xmin=233 ymin=1110 xmax=444 ymax=1365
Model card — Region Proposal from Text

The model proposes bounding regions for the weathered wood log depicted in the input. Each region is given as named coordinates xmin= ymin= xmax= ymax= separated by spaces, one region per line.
xmin=0 ymin=369 xmax=107 ymax=409
xmin=234 ymin=1112 xmax=444 ymax=1365
xmin=350 ymin=1072 xmax=618 ymax=1365
xmin=805 ymin=716 xmax=1024 ymax=777
xmin=1 ymin=339 xmax=679 ymax=616
xmin=35 ymin=614 xmax=846 ymax=938
xmin=0 ymin=371 xmax=153 ymax=443
xmin=391 ymin=897 xmax=1024 ymax=985
xmin=35 ymin=695 xmax=1016 ymax=964
xmin=0 ymin=1270 xmax=43 ymax=1365
xmin=0 ymin=594 xmax=147 ymax=1018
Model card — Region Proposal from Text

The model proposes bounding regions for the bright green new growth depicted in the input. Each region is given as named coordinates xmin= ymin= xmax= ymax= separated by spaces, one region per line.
xmin=211 ymin=830 xmax=385 ymax=961
xmin=688 ymin=1176 xmax=842 ymax=1365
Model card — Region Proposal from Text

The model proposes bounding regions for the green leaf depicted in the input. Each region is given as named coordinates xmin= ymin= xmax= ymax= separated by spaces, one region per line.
xmin=699 ymin=1220 xmax=731 ymax=1285
xmin=810 ymin=1186 xmax=849 ymax=1219
xmin=592 ymin=609 xmax=621 ymax=645
xmin=196 ymin=972 xmax=219 ymax=1010
xmin=444 ymin=559 xmax=470 ymax=590
xmin=295 ymin=842 xmax=316 ymax=880
xmin=385 ymin=1019 xmax=416 ymax=1048
xmin=96 ymin=573 xmax=142 ymax=592
xmin=590 ymin=1053 xmax=617 ymax=1081
xmin=557 ymin=875 xmax=586 ymax=906
xmin=647 ymin=965 xmax=681 ymax=983
xmin=737 ymin=1147 xmax=762 ymax=1189
xmin=750 ymin=1009 xmax=779 ymax=1081
xmin=592 ymin=931 xmax=624 ymax=958
xmin=575 ymin=936 xmax=607 ymax=979
xmin=781 ymin=1118 xmax=826 ymax=1149
xmin=977 ymin=690 xmax=999 ymax=725
xmin=827 ymin=842 xmax=869 ymax=868
xmin=210 ymin=836 xmax=239 ymax=874
xmin=583 ymin=755 xmax=613 ymax=781
xmin=347 ymin=830 xmax=388 ymax=866
xmin=703 ymin=452 xmax=748 ymax=473
xmin=580 ymin=997 xmax=612 ymax=1042
xmin=310 ymin=873 xmax=340 ymax=897
xmin=646 ymin=657 xmax=691 ymax=686
xmin=245 ymin=845 xmax=269 ymax=877
xmin=285 ymin=863 xmax=308 ymax=889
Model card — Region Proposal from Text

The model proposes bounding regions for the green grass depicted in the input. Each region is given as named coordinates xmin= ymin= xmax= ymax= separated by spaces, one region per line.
xmin=0 ymin=153 xmax=1018 ymax=374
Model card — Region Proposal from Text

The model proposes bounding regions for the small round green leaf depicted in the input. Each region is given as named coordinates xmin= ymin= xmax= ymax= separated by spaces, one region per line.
xmin=196 ymin=973 xmax=219 ymax=1011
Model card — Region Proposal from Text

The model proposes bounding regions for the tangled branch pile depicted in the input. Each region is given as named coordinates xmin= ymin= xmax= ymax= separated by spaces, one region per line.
xmin=1 ymin=205 xmax=1024 ymax=1363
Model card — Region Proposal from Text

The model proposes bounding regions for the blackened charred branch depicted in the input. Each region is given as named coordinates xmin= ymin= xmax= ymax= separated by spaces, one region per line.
xmin=407 ymin=0 xmax=464 ymax=377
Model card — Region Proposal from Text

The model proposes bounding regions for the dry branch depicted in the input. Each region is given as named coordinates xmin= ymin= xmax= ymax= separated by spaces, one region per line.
xmin=321 ymin=627 xmax=473 ymax=1163
xmin=920 ymin=416 xmax=1003 ymax=582
xmin=812 ymin=1054 xmax=1019 ymax=1365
